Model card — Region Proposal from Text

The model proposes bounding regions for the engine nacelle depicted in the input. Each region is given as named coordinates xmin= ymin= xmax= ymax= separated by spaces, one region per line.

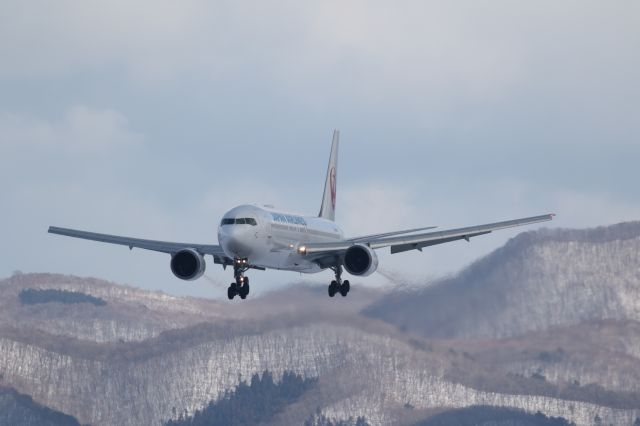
xmin=170 ymin=249 xmax=206 ymax=281
xmin=343 ymin=244 xmax=379 ymax=277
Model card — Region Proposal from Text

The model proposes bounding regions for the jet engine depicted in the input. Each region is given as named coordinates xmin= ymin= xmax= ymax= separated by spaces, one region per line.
xmin=170 ymin=249 xmax=206 ymax=281
xmin=343 ymin=244 xmax=379 ymax=276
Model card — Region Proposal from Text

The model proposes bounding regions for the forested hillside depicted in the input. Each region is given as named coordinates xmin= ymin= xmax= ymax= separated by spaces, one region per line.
xmin=365 ymin=222 xmax=640 ymax=339
xmin=0 ymin=222 xmax=638 ymax=425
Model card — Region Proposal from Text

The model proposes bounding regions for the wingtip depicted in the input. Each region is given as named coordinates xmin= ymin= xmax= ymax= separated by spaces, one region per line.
xmin=48 ymin=226 xmax=63 ymax=234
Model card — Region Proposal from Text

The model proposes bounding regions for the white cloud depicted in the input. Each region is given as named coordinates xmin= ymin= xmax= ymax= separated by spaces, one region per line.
xmin=0 ymin=106 xmax=141 ymax=151
xmin=0 ymin=106 xmax=144 ymax=205
xmin=341 ymin=183 xmax=428 ymax=236
xmin=4 ymin=1 xmax=636 ymax=112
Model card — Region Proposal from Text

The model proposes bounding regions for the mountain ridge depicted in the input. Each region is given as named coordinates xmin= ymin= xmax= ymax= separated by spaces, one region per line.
xmin=364 ymin=221 xmax=640 ymax=339
xmin=0 ymin=221 xmax=639 ymax=425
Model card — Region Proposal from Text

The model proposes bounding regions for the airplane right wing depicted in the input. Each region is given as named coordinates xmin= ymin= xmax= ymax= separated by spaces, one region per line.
xmin=299 ymin=214 xmax=554 ymax=262
xmin=48 ymin=226 xmax=232 ymax=265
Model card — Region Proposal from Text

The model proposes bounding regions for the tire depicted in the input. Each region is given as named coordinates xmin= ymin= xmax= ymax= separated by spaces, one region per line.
xmin=328 ymin=280 xmax=338 ymax=297
xmin=340 ymin=280 xmax=350 ymax=297
xmin=240 ymin=282 xmax=250 ymax=299
xmin=227 ymin=284 xmax=236 ymax=300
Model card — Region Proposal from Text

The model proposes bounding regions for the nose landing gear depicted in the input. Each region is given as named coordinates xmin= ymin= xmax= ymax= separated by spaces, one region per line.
xmin=328 ymin=265 xmax=350 ymax=298
xmin=228 ymin=258 xmax=250 ymax=300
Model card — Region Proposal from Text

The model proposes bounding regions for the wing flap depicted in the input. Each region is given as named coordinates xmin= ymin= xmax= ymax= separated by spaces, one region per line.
xmin=389 ymin=231 xmax=491 ymax=254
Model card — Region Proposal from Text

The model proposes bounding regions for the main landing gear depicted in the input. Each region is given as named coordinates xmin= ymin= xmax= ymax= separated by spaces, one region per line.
xmin=328 ymin=265 xmax=350 ymax=298
xmin=228 ymin=258 xmax=250 ymax=300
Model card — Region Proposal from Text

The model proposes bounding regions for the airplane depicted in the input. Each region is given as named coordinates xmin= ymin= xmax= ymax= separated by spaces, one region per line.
xmin=49 ymin=131 xmax=554 ymax=300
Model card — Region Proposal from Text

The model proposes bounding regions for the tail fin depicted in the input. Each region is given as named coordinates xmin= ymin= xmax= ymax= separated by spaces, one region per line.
xmin=319 ymin=130 xmax=339 ymax=221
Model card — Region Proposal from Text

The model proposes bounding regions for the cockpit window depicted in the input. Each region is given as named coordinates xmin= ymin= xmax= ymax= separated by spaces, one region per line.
xmin=220 ymin=218 xmax=257 ymax=226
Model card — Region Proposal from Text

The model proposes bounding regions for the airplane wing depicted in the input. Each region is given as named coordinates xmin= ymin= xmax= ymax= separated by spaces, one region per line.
xmin=347 ymin=226 xmax=437 ymax=243
xmin=300 ymin=214 xmax=554 ymax=260
xmin=48 ymin=226 xmax=231 ymax=264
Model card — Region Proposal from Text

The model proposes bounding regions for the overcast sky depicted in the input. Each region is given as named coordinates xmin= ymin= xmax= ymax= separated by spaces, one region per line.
xmin=1 ymin=1 xmax=638 ymax=298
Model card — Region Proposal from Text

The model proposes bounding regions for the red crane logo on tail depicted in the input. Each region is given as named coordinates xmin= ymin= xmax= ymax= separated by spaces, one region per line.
xmin=329 ymin=167 xmax=337 ymax=210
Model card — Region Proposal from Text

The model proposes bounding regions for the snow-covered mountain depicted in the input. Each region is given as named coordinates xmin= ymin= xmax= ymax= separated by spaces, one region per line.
xmin=364 ymin=222 xmax=640 ymax=339
xmin=0 ymin=222 xmax=639 ymax=426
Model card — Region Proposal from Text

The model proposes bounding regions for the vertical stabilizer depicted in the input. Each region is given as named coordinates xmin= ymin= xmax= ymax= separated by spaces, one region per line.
xmin=319 ymin=130 xmax=339 ymax=221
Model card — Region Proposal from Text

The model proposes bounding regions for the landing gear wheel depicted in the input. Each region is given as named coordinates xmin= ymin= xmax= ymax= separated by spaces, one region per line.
xmin=239 ymin=280 xmax=250 ymax=299
xmin=231 ymin=258 xmax=251 ymax=301
xmin=340 ymin=280 xmax=350 ymax=297
xmin=328 ymin=265 xmax=346 ymax=298
xmin=227 ymin=283 xmax=237 ymax=300
xmin=328 ymin=280 xmax=339 ymax=297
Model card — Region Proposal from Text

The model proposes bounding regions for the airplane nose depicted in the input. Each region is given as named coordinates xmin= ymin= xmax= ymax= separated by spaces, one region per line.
xmin=220 ymin=226 xmax=254 ymax=258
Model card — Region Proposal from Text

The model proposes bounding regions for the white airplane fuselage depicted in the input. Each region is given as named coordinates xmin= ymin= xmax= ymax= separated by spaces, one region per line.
xmin=217 ymin=204 xmax=344 ymax=273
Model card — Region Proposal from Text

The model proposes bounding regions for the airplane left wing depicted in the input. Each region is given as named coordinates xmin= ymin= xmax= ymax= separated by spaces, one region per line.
xmin=48 ymin=226 xmax=231 ymax=264
xmin=299 ymin=214 xmax=554 ymax=260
